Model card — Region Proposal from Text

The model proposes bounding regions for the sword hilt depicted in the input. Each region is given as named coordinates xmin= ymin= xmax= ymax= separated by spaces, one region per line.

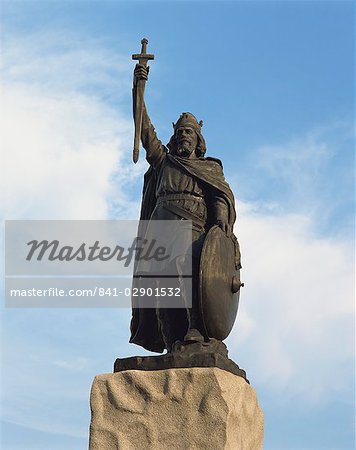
xmin=141 ymin=38 xmax=148 ymax=54
xmin=132 ymin=37 xmax=154 ymax=66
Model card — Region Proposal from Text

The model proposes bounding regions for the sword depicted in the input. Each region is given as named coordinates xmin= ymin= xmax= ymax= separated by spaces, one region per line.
xmin=132 ymin=38 xmax=154 ymax=164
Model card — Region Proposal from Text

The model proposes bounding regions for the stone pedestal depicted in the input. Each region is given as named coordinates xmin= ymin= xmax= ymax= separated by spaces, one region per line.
xmin=89 ymin=367 xmax=263 ymax=450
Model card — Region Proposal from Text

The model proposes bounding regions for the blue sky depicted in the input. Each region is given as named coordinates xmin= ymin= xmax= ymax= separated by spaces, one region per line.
xmin=1 ymin=1 xmax=354 ymax=449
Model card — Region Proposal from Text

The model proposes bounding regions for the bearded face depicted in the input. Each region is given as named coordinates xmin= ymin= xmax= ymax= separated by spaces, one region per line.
xmin=174 ymin=126 xmax=198 ymax=158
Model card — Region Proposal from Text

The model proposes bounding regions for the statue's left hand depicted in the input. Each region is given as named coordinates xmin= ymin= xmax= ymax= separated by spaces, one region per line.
xmin=216 ymin=220 xmax=231 ymax=236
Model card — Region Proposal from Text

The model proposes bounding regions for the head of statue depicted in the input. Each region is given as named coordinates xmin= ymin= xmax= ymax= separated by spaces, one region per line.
xmin=167 ymin=112 xmax=206 ymax=158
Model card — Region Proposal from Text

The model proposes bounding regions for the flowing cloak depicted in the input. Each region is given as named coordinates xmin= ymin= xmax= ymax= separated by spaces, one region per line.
xmin=129 ymin=152 xmax=240 ymax=353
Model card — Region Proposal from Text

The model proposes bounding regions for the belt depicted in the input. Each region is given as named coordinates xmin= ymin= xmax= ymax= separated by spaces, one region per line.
xmin=156 ymin=194 xmax=207 ymax=229
xmin=157 ymin=193 xmax=205 ymax=203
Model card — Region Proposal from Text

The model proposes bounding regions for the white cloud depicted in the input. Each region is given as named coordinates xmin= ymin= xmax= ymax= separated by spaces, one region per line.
xmin=0 ymin=31 xmax=144 ymax=439
xmin=1 ymin=31 xmax=131 ymax=99
xmin=225 ymin=124 xmax=354 ymax=404
xmin=1 ymin=32 xmax=142 ymax=221
xmin=227 ymin=200 xmax=354 ymax=404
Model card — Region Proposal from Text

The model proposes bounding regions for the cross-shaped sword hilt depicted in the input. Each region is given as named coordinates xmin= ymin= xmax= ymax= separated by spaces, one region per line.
xmin=132 ymin=38 xmax=154 ymax=67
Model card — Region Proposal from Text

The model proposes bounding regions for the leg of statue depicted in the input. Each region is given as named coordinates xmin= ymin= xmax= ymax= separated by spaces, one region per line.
xmin=184 ymin=232 xmax=206 ymax=343
xmin=156 ymin=306 xmax=187 ymax=353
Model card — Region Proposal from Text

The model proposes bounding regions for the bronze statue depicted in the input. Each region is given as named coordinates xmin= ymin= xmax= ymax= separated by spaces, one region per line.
xmin=129 ymin=39 xmax=242 ymax=355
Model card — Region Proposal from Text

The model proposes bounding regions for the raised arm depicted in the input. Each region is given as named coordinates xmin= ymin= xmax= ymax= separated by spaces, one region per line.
xmin=133 ymin=64 xmax=165 ymax=167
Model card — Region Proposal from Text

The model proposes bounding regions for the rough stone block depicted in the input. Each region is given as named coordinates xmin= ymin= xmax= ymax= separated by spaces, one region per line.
xmin=89 ymin=368 xmax=263 ymax=450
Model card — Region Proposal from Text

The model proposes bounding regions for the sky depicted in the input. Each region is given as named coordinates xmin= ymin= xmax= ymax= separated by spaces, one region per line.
xmin=0 ymin=1 xmax=355 ymax=449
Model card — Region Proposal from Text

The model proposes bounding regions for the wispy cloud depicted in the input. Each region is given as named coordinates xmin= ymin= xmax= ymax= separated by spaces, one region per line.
xmin=1 ymin=31 xmax=131 ymax=99
xmin=1 ymin=31 xmax=142 ymax=221
xmin=52 ymin=357 xmax=90 ymax=372
xmin=235 ymin=121 xmax=354 ymax=237
xmin=228 ymin=138 xmax=354 ymax=405
xmin=227 ymin=125 xmax=354 ymax=404
xmin=0 ymin=30 xmax=141 ymax=440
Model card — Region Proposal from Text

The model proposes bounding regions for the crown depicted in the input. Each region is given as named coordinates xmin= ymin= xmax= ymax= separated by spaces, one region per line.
xmin=172 ymin=112 xmax=203 ymax=133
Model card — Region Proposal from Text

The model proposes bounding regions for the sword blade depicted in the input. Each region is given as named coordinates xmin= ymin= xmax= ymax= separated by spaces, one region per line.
xmin=133 ymin=79 xmax=146 ymax=163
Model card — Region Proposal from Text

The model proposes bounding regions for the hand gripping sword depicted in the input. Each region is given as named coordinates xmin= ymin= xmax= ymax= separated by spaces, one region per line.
xmin=132 ymin=38 xmax=154 ymax=163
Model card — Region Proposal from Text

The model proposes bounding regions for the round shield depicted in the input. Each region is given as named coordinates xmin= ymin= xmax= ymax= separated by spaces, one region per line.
xmin=199 ymin=225 xmax=241 ymax=340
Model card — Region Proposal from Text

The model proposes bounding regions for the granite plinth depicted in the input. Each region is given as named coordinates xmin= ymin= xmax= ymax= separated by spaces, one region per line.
xmin=89 ymin=367 xmax=263 ymax=450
